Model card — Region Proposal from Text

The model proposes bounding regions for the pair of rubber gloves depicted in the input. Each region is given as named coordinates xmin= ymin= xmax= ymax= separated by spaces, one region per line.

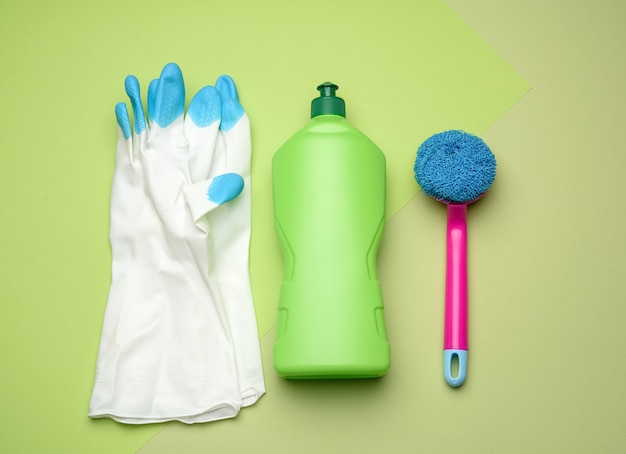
xmin=89 ymin=63 xmax=265 ymax=424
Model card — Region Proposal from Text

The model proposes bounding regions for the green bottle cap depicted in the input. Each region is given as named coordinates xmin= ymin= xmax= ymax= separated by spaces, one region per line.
xmin=311 ymin=82 xmax=346 ymax=118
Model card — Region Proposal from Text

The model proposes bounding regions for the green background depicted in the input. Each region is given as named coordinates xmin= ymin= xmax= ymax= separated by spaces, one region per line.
xmin=1 ymin=0 xmax=624 ymax=452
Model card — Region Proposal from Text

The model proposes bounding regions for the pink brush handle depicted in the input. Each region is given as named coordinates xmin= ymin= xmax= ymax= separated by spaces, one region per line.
xmin=443 ymin=203 xmax=468 ymax=387
xmin=445 ymin=203 xmax=468 ymax=350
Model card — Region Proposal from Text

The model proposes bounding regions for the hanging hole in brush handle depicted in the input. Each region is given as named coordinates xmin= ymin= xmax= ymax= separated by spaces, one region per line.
xmin=444 ymin=349 xmax=467 ymax=387
xmin=444 ymin=203 xmax=468 ymax=387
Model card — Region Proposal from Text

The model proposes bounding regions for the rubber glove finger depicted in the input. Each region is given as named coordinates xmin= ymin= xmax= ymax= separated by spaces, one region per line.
xmin=115 ymin=102 xmax=132 ymax=141
xmin=187 ymin=85 xmax=222 ymax=128
xmin=115 ymin=101 xmax=134 ymax=165
xmin=124 ymin=75 xmax=146 ymax=135
xmin=214 ymin=75 xmax=250 ymax=177
xmin=216 ymin=75 xmax=244 ymax=132
xmin=147 ymin=78 xmax=158 ymax=123
xmin=153 ymin=63 xmax=185 ymax=129
xmin=215 ymin=74 xmax=238 ymax=100
xmin=184 ymin=172 xmax=244 ymax=229
xmin=185 ymin=85 xmax=222 ymax=183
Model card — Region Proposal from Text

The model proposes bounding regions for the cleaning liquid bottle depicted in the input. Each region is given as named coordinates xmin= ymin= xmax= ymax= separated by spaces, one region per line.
xmin=272 ymin=82 xmax=390 ymax=379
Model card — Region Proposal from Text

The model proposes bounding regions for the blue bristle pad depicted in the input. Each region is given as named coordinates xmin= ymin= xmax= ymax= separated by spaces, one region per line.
xmin=414 ymin=130 xmax=496 ymax=204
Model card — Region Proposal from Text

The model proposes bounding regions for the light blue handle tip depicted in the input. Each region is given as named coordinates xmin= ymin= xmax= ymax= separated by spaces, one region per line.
xmin=444 ymin=349 xmax=467 ymax=387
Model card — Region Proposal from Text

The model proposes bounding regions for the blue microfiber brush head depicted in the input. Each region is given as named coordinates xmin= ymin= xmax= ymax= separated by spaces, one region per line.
xmin=414 ymin=130 xmax=496 ymax=204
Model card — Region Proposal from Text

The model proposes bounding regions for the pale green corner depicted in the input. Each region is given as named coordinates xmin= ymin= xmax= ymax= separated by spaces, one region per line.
xmin=0 ymin=0 xmax=528 ymax=453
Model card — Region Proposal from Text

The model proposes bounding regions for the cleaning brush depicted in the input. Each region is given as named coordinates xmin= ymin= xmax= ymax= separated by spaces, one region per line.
xmin=414 ymin=130 xmax=496 ymax=387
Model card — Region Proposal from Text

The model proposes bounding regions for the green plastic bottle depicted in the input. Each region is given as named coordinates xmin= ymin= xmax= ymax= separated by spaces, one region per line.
xmin=272 ymin=82 xmax=390 ymax=379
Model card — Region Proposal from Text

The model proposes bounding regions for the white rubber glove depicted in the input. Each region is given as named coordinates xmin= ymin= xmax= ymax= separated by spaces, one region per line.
xmin=205 ymin=76 xmax=267 ymax=408
xmin=89 ymin=63 xmax=265 ymax=424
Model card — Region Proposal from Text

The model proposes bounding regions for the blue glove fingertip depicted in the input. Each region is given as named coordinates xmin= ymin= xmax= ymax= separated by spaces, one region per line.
xmin=207 ymin=173 xmax=244 ymax=205
xmin=220 ymin=98 xmax=245 ymax=132
xmin=188 ymin=86 xmax=222 ymax=128
xmin=215 ymin=75 xmax=239 ymax=101
xmin=153 ymin=62 xmax=185 ymax=128
xmin=216 ymin=75 xmax=245 ymax=131
xmin=124 ymin=75 xmax=146 ymax=135
xmin=115 ymin=102 xmax=132 ymax=140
